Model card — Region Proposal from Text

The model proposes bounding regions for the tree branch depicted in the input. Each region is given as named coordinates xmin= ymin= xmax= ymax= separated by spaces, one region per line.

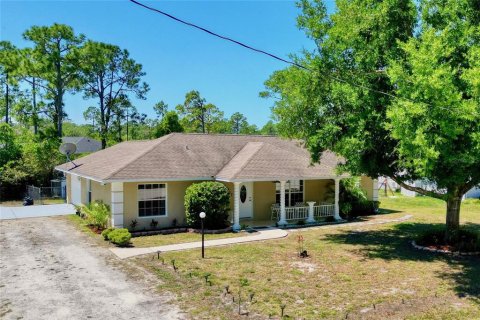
xmin=390 ymin=175 xmax=447 ymax=201
xmin=21 ymin=77 xmax=51 ymax=93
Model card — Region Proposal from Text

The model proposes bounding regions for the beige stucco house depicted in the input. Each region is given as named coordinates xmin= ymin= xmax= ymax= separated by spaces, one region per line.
xmin=55 ymin=133 xmax=378 ymax=230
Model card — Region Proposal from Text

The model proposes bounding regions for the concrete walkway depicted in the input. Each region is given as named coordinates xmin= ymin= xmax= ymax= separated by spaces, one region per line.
xmin=0 ymin=204 xmax=76 ymax=220
xmin=110 ymin=228 xmax=289 ymax=259
xmin=110 ymin=215 xmax=412 ymax=259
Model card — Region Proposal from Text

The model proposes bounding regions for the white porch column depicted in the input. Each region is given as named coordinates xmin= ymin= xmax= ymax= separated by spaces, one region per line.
xmin=233 ymin=182 xmax=241 ymax=231
xmin=278 ymin=180 xmax=287 ymax=226
xmin=334 ymin=178 xmax=341 ymax=220
xmin=111 ymin=182 xmax=124 ymax=228
xmin=306 ymin=201 xmax=316 ymax=223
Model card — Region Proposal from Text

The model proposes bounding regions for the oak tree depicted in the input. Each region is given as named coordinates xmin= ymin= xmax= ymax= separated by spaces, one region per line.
xmin=263 ymin=0 xmax=479 ymax=241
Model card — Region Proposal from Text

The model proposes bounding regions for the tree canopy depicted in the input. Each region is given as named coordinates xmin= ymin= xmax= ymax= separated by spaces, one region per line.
xmin=22 ymin=23 xmax=85 ymax=137
xmin=176 ymin=90 xmax=224 ymax=134
xmin=154 ymin=110 xmax=184 ymax=137
xmin=0 ymin=22 xmax=276 ymax=199
xmin=263 ymin=0 xmax=480 ymax=240
xmin=79 ymin=40 xmax=149 ymax=148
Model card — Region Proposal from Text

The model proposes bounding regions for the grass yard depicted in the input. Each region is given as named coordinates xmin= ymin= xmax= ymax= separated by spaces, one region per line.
xmin=131 ymin=230 xmax=254 ymax=248
xmin=133 ymin=195 xmax=480 ymax=319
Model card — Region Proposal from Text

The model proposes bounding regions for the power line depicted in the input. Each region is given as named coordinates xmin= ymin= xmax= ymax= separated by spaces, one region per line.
xmin=127 ymin=0 xmax=410 ymax=101
xmin=129 ymin=0 xmax=305 ymax=70
xmin=128 ymin=0 xmax=476 ymax=115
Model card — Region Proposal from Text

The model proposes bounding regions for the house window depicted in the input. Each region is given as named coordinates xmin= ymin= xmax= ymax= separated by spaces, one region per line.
xmin=138 ymin=184 xmax=166 ymax=217
xmin=275 ymin=180 xmax=304 ymax=206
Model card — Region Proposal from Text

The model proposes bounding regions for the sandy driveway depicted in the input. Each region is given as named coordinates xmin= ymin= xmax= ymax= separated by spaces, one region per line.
xmin=0 ymin=216 xmax=182 ymax=320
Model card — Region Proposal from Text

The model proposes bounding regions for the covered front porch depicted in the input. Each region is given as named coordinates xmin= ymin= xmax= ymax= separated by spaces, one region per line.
xmin=227 ymin=178 xmax=342 ymax=230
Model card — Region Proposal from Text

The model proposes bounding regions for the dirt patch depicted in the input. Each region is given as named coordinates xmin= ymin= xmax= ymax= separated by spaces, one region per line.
xmin=0 ymin=216 xmax=183 ymax=320
xmin=290 ymin=261 xmax=318 ymax=273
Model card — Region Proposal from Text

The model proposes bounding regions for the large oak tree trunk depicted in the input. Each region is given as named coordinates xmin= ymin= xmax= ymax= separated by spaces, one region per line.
xmin=445 ymin=193 xmax=462 ymax=243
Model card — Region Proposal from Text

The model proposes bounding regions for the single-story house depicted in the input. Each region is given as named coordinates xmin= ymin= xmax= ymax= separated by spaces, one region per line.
xmin=62 ymin=136 xmax=102 ymax=153
xmin=55 ymin=133 xmax=378 ymax=230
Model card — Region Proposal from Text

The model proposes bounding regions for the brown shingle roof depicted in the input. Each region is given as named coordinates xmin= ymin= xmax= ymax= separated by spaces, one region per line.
xmin=55 ymin=133 xmax=343 ymax=182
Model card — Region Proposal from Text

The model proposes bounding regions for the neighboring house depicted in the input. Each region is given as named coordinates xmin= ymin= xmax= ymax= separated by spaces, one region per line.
xmin=464 ymin=187 xmax=480 ymax=199
xmin=62 ymin=137 xmax=102 ymax=153
xmin=400 ymin=180 xmax=479 ymax=200
xmin=55 ymin=133 xmax=378 ymax=230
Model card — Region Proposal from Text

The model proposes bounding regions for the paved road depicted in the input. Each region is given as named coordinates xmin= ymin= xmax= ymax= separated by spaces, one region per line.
xmin=0 ymin=217 xmax=182 ymax=320
xmin=0 ymin=204 xmax=76 ymax=220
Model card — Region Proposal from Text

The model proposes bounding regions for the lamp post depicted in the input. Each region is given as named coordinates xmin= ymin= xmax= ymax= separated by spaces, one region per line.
xmin=199 ymin=211 xmax=206 ymax=258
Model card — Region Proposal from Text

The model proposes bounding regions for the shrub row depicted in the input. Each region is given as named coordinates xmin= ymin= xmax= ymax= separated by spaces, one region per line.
xmin=101 ymin=228 xmax=131 ymax=247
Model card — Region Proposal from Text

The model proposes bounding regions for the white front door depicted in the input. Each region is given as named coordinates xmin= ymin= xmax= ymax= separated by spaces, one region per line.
xmin=239 ymin=182 xmax=253 ymax=219
xmin=71 ymin=175 xmax=82 ymax=205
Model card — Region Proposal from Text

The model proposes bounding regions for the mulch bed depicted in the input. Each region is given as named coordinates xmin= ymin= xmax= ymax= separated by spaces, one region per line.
xmin=87 ymin=225 xmax=104 ymax=234
xmin=411 ymin=240 xmax=480 ymax=256
xmin=131 ymin=226 xmax=232 ymax=238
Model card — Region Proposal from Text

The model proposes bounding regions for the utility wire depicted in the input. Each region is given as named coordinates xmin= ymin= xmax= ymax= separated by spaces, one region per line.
xmin=128 ymin=0 xmax=476 ymax=114
xmin=129 ymin=0 xmax=307 ymax=70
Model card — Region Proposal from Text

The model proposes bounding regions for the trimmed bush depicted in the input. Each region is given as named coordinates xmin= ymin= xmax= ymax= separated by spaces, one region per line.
xmin=329 ymin=178 xmax=379 ymax=219
xmin=184 ymin=181 xmax=230 ymax=229
xmin=101 ymin=227 xmax=114 ymax=241
xmin=82 ymin=201 xmax=110 ymax=229
xmin=108 ymin=228 xmax=132 ymax=247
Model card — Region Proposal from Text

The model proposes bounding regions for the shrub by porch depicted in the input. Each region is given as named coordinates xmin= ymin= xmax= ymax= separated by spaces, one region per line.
xmin=184 ymin=181 xmax=231 ymax=229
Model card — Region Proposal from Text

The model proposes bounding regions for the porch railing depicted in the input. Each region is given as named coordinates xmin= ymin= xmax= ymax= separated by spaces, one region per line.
xmin=314 ymin=204 xmax=334 ymax=218
xmin=285 ymin=206 xmax=309 ymax=220
xmin=271 ymin=203 xmax=335 ymax=222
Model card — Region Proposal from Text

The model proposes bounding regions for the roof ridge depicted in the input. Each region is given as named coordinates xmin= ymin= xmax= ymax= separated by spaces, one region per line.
xmin=104 ymin=134 xmax=174 ymax=180
xmin=171 ymin=132 xmax=279 ymax=138
xmin=215 ymin=141 xmax=264 ymax=179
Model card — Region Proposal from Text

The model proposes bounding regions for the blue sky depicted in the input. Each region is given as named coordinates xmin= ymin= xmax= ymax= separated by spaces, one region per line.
xmin=1 ymin=0 xmax=323 ymax=127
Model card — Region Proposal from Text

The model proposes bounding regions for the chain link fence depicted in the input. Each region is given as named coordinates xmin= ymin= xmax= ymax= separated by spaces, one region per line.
xmin=26 ymin=183 xmax=66 ymax=205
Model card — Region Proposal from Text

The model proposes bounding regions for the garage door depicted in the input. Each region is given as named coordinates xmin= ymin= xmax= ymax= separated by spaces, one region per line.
xmin=71 ymin=176 xmax=82 ymax=205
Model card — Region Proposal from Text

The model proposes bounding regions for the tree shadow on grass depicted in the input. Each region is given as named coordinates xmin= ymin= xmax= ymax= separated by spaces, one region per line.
xmin=324 ymin=222 xmax=480 ymax=302
xmin=376 ymin=208 xmax=403 ymax=215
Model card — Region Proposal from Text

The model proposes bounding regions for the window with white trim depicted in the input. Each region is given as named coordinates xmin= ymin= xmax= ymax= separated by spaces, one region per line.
xmin=275 ymin=180 xmax=304 ymax=206
xmin=138 ymin=184 xmax=166 ymax=217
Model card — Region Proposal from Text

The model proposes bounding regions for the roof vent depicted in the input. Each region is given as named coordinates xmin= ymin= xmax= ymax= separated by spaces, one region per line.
xmin=185 ymin=145 xmax=189 ymax=150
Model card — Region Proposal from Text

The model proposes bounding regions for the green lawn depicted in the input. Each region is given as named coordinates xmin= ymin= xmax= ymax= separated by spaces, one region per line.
xmin=131 ymin=230 xmax=253 ymax=248
xmin=132 ymin=195 xmax=480 ymax=319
